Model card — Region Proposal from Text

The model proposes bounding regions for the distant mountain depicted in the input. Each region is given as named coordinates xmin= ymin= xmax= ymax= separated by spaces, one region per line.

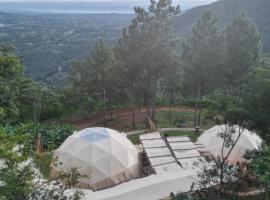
xmin=173 ymin=0 xmax=270 ymax=52
xmin=0 ymin=12 xmax=132 ymax=86
xmin=0 ymin=1 xmax=217 ymax=14
xmin=0 ymin=0 xmax=269 ymax=87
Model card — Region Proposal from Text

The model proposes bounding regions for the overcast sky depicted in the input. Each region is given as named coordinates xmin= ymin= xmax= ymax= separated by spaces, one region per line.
xmin=0 ymin=0 xmax=218 ymax=2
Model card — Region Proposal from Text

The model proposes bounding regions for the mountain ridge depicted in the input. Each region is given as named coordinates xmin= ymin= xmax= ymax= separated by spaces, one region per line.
xmin=0 ymin=0 xmax=269 ymax=86
xmin=173 ymin=0 xmax=270 ymax=52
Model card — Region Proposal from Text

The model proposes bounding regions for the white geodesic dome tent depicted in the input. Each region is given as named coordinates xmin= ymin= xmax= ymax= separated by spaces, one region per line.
xmin=197 ymin=125 xmax=262 ymax=162
xmin=51 ymin=127 xmax=140 ymax=191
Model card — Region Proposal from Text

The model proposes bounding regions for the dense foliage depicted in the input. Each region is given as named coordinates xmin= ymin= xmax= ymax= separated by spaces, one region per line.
xmin=247 ymin=146 xmax=270 ymax=199
xmin=0 ymin=125 xmax=83 ymax=200
xmin=0 ymin=126 xmax=33 ymax=199
xmin=28 ymin=123 xmax=75 ymax=150
xmin=0 ymin=47 xmax=64 ymax=125
xmin=68 ymin=0 xmax=181 ymax=118
xmin=67 ymin=39 xmax=122 ymax=115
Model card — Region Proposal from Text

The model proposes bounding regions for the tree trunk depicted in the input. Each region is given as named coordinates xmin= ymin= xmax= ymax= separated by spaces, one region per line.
xmin=138 ymin=96 xmax=141 ymax=113
xmin=110 ymin=106 xmax=113 ymax=120
xmin=198 ymin=94 xmax=203 ymax=126
xmin=220 ymin=161 xmax=225 ymax=195
xmin=108 ymin=97 xmax=113 ymax=120
xmin=194 ymin=84 xmax=201 ymax=127
xmin=151 ymin=93 xmax=156 ymax=120
xmin=132 ymin=107 xmax=136 ymax=129
xmin=238 ymin=84 xmax=242 ymax=102
xmin=136 ymin=95 xmax=139 ymax=109
xmin=230 ymin=84 xmax=233 ymax=97
xmin=169 ymin=106 xmax=172 ymax=123
xmin=151 ymin=103 xmax=156 ymax=120
xmin=103 ymin=88 xmax=107 ymax=127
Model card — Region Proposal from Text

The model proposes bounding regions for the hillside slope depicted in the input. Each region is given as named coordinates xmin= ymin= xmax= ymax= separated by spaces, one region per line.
xmin=0 ymin=12 xmax=132 ymax=86
xmin=173 ymin=0 xmax=270 ymax=52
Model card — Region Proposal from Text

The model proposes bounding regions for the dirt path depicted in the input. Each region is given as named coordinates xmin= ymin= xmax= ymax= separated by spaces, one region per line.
xmin=51 ymin=106 xmax=195 ymax=131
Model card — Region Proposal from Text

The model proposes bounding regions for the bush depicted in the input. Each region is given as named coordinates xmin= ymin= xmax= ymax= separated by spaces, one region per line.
xmin=29 ymin=124 xmax=75 ymax=151
xmin=4 ymin=123 xmax=75 ymax=151
xmin=33 ymin=153 xmax=53 ymax=178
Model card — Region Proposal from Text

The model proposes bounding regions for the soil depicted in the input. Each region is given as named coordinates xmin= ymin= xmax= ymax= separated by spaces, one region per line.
xmin=50 ymin=106 xmax=195 ymax=131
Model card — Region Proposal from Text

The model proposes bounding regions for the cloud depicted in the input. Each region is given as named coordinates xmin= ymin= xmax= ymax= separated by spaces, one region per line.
xmin=0 ymin=0 xmax=217 ymax=2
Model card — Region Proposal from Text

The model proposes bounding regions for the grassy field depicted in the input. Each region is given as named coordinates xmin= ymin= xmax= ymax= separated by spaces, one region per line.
xmin=155 ymin=111 xmax=194 ymax=128
xmin=128 ymin=133 xmax=142 ymax=145
xmin=128 ymin=130 xmax=200 ymax=145
xmin=155 ymin=111 xmax=214 ymax=130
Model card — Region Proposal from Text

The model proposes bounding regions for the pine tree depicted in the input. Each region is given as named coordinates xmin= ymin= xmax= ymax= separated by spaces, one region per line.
xmin=69 ymin=39 xmax=121 ymax=116
xmin=116 ymin=0 xmax=180 ymax=119
xmin=223 ymin=12 xmax=261 ymax=97
xmin=181 ymin=11 xmax=224 ymax=126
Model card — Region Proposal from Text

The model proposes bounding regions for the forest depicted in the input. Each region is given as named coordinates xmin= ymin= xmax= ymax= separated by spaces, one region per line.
xmin=1 ymin=0 xmax=270 ymax=199
xmin=0 ymin=0 xmax=269 ymax=87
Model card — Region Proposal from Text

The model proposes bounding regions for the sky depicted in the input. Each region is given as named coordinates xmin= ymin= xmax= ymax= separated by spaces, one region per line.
xmin=0 ymin=0 xmax=218 ymax=2
xmin=0 ymin=0 xmax=219 ymax=13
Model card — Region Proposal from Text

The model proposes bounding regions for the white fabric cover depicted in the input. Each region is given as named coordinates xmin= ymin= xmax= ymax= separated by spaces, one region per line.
xmin=153 ymin=163 xmax=181 ymax=173
xmin=169 ymin=142 xmax=196 ymax=150
xmin=149 ymin=156 xmax=175 ymax=166
xmin=141 ymin=139 xmax=166 ymax=148
xmin=82 ymin=170 xmax=196 ymax=200
xmin=51 ymin=127 xmax=139 ymax=191
xmin=167 ymin=137 xmax=191 ymax=142
xmin=145 ymin=147 xmax=171 ymax=158
xmin=197 ymin=125 xmax=262 ymax=162
xmin=139 ymin=132 xmax=161 ymax=140
xmin=175 ymin=149 xmax=201 ymax=159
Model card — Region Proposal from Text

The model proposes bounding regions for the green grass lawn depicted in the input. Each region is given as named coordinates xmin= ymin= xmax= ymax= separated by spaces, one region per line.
xmin=155 ymin=111 xmax=194 ymax=128
xmin=128 ymin=133 xmax=142 ymax=145
xmin=128 ymin=130 xmax=200 ymax=145
xmin=155 ymin=110 xmax=215 ymax=130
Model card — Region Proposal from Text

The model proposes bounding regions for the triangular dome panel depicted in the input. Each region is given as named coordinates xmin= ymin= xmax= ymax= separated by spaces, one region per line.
xmin=51 ymin=127 xmax=139 ymax=191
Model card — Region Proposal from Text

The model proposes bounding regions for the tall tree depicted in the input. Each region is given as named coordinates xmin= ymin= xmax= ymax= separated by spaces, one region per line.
xmin=241 ymin=61 xmax=270 ymax=143
xmin=0 ymin=46 xmax=24 ymax=124
xmin=69 ymin=39 xmax=121 ymax=116
xmin=116 ymin=0 xmax=180 ymax=119
xmin=181 ymin=11 xmax=224 ymax=126
xmin=0 ymin=45 xmax=63 ymax=124
xmin=223 ymin=12 xmax=261 ymax=97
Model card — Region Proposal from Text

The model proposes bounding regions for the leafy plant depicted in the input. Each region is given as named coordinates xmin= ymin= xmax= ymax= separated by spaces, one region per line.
xmin=24 ymin=123 xmax=75 ymax=151
xmin=0 ymin=126 xmax=84 ymax=200
xmin=33 ymin=153 xmax=53 ymax=179
xmin=245 ymin=145 xmax=270 ymax=199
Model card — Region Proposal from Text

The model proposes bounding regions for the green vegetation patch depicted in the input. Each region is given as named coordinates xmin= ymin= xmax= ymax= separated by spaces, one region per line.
xmin=155 ymin=110 xmax=215 ymax=130
xmin=33 ymin=152 xmax=53 ymax=178
xmin=155 ymin=111 xmax=195 ymax=128
xmin=128 ymin=133 xmax=142 ymax=145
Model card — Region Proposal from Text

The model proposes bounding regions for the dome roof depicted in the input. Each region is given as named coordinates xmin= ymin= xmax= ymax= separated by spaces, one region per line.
xmin=197 ymin=125 xmax=262 ymax=162
xmin=51 ymin=127 xmax=139 ymax=191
